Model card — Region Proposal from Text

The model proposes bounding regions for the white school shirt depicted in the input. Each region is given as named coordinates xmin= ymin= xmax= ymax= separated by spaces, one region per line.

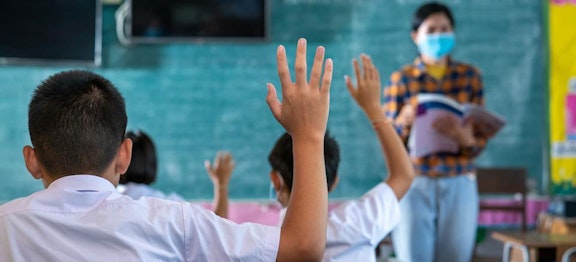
xmin=117 ymin=182 xmax=186 ymax=202
xmin=0 ymin=175 xmax=280 ymax=262
xmin=278 ymin=183 xmax=400 ymax=262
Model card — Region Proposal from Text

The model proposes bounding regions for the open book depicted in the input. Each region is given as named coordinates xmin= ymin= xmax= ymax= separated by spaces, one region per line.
xmin=408 ymin=93 xmax=506 ymax=158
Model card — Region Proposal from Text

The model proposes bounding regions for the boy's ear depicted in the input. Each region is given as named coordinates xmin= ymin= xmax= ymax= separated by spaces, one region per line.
xmin=23 ymin=146 xmax=43 ymax=180
xmin=328 ymin=175 xmax=339 ymax=193
xmin=269 ymin=170 xmax=283 ymax=191
xmin=115 ymin=138 xmax=133 ymax=175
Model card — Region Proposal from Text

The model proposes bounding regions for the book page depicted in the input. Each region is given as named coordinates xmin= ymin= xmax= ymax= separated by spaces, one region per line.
xmin=463 ymin=104 xmax=507 ymax=138
xmin=409 ymin=94 xmax=506 ymax=157
xmin=409 ymin=94 xmax=463 ymax=157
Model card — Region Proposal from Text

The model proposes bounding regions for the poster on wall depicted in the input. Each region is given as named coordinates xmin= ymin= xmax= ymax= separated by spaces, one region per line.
xmin=550 ymin=0 xmax=576 ymax=194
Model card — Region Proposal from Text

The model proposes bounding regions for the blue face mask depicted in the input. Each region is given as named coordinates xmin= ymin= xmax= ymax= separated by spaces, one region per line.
xmin=416 ymin=32 xmax=456 ymax=60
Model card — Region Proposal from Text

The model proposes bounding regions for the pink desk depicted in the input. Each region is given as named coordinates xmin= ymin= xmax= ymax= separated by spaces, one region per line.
xmin=196 ymin=197 xmax=549 ymax=227
xmin=478 ymin=197 xmax=549 ymax=227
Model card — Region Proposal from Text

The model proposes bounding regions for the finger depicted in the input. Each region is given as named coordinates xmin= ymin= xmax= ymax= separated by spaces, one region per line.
xmin=276 ymin=45 xmax=292 ymax=91
xmin=366 ymin=56 xmax=375 ymax=80
xmin=464 ymin=117 xmax=474 ymax=126
xmin=214 ymin=153 xmax=221 ymax=168
xmin=226 ymin=154 xmax=236 ymax=168
xmin=266 ymin=83 xmax=282 ymax=121
xmin=225 ymin=151 xmax=234 ymax=162
xmin=215 ymin=151 xmax=224 ymax=161
xmin=204 ymin=160 xmax=212 ymax=173
xmin=227 ymin=153 xmax=236 ymax=167
xmin=309 ymin=46 xmax=325 ymax=90
xmin=220 ymin=152 xmax=231 ymax=164
xmin=447 ymin=114 xmax=459 ymax=123
xmin=401 ymin=106 xmax=414 ymax=123
xmin=352 ymin=58 xmax=361 ymax=87
xmin=345 ymin=75 xmax=356 ymax=97
xmin=405 ymin=105 xmax=415 ymax=117
xmin=294 ymin=38 xmax=308 ymax=88
xmin=372 ymin=59 xmax=381 ymax=83
xmin=362 ymin=54 xmax=374 ymax=80
xmin=442 ymin=116 xmax=453 ymax=124
xmin=320 ymin=58 xmax=333 ymax=94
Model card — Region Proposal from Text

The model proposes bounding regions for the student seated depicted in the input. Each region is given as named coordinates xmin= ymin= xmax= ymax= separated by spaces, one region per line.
xmin=215 ymin=55 xmax=415 ymax=261
xmin=117 ymin=130 xmax=235 ymax=217
xmin=0 ymin=38 xmax=333 ymax=261
xmin=117 ymin=130 xmax=186 ymax=201
xmin=204 ymin=150 xmax=236 ymax=219
xmin=271 ymin=55 xmax=414 ymax=262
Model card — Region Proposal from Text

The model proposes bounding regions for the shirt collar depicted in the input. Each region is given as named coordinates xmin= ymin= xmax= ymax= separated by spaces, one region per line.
xmin=278 ymin=207 xmax=287 ymax=225
xmin=412 ymin=56 xmax=455 ymax=77
xmin=48 ymin=175 xmax=116 ymax=192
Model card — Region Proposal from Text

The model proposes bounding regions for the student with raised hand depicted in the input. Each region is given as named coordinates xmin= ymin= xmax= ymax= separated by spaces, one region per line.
xmin=118 ymin=130 xmax=235 ymax=217
xmin=0 ymin=38 xmax=333 ymax=261
xmin=205 ymin=151 xmax=236 ymax=218
xmin=384 ymin=2 xmax=490 ymax=262
xmin=267 ymin=38 xmax=333 ymax=261
xmin=345 ymin=55 xmax=415 ymax=201
xmin=265 ymin=55 xmax=414 ymax=262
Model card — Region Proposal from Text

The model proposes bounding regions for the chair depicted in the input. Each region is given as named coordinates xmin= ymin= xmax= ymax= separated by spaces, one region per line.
xmin=474 ymin=167 xmax=527 ymax=261
xmin=476 ymin=167 xmax=528 ymax=232
xmin=502 ymin=241 xmax=529 ymax=262
xmin=562 ymin=246 xmax=576 ymax=262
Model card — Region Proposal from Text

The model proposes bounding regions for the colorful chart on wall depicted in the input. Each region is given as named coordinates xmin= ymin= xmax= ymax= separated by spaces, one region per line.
xmin=549 ymin=0 xmax=576 ymax=194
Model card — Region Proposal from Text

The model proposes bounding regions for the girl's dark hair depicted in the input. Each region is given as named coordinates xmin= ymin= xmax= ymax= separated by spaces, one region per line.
xmin=411 ymin=2 xmax=455 ymax=31
xmin=119 ymin=130 xmax=157 ymax=185
xmin=268 ymin=131 xmax=340 ymax=192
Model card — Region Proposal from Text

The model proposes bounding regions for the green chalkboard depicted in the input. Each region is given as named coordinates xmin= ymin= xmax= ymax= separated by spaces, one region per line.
xmin=0 ymin=0 xmax=545 ymax=201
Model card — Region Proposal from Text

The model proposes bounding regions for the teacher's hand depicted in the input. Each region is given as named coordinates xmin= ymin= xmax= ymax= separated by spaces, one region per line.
xmin=433 ymin=115 xmax=476 ymax=147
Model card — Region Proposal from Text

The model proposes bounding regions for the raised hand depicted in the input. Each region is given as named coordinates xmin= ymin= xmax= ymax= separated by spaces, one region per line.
xmin=345 ymin=54 xmax=384 ymax=121
xmin=347 ymin=54 xmax=415 ymax=200
xmin=267 ymin=38 xmax=332 ymax=261
xmin=204 ymin=151 xmax=235 ymax=219
xmin=266 ymin=38 xmax=333 ymax=141
xmin=204 ymin=151 xmax=235 ymax=187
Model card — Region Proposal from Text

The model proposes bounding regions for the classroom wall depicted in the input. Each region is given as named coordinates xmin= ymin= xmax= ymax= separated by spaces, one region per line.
xmin=0 ymin=0 xmax=546 ymax=201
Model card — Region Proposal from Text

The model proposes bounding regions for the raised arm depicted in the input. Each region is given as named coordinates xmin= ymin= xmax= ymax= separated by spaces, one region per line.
xmin=266 ymin=38 xmax=332 ymax=262
xmin=345 ymin=54 xmax=414 ymax=200
xmin=205 ymin=151 xmax=235 ymax=218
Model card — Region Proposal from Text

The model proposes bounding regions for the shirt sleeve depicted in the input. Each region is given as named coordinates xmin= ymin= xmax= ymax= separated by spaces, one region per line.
xmin=383 ymin=71 xmax=410 ymax=142
xmin=326 ymin=183 xmax=401 ymax=249
xmin=182 ymin=204 xmax=281 ymax=262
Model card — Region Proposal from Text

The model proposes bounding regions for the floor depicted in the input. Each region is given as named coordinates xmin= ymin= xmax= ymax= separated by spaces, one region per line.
xmin=474 ymin=230 xmax=505 ymax=262
xmin=377 ymin=229 xmax=509 ymax=262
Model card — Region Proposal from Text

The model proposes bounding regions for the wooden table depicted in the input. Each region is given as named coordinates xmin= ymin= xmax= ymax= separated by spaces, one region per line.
xmin=492 ymin=231 xmax=576 ymax=262
xmin=539 ymin=213 xmax=576 ymax=234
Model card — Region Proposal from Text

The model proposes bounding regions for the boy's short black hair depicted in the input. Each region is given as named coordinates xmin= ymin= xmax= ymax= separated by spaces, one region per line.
xmin=28 ymin=70 xmax=127 ymax=178
xmin=268 ymin=131 xmax=340 ymax=192
xmin=119 ymin=130 xmax=157 ymax=185
xmin=411 ymin=2 xmax=455 ymax=31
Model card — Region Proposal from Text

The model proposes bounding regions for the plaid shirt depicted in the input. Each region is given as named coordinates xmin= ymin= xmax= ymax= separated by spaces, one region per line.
xmin=383 ymin=57 xmax=487 ymax=177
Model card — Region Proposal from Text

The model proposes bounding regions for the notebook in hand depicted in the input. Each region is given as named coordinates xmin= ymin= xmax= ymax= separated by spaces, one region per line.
xmin=408 ymin=93 xmax=506 ymax=158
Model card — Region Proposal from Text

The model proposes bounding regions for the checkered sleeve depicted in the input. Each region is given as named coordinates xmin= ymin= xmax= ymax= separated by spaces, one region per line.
xmin=464 ymin=67 xmax=488 ymax=157
xmin=383 ymin=71 xmax=410 ymax=141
